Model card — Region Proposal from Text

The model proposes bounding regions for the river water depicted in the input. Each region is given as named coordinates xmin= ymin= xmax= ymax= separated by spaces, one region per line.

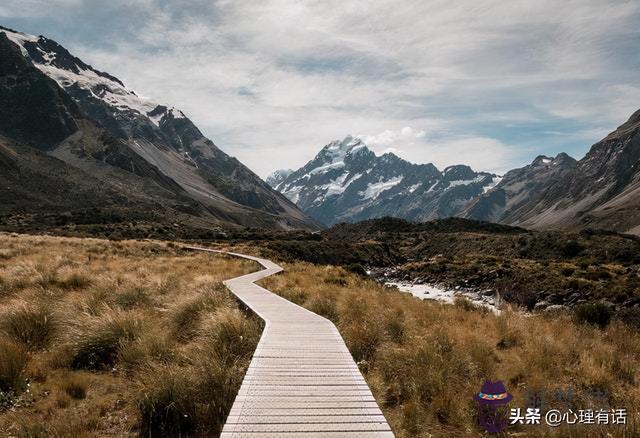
xmin=385 ymin=281 xmax=502 ymax=314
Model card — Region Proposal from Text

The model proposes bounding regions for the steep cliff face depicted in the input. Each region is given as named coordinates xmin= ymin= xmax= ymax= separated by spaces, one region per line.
xmin=0 ymin=25 xmax=320 ymax=231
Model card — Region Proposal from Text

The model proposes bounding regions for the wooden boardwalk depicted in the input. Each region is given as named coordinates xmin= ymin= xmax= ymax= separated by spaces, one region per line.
xmin=186 ymin=247 xmax=393 ymax=437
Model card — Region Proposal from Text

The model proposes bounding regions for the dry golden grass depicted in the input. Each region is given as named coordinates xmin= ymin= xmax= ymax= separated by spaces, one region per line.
xmin=260 ymin=262 xmax=640 ymax=437
xmin=0 ymin=233 xmax=260 ymax=437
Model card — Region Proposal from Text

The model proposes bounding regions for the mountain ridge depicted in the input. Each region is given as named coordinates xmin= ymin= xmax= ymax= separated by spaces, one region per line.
xmin=0 ymin=25 xmax=321 ymax=232
xmin=269 ymin=135 xmax=498 ymax=226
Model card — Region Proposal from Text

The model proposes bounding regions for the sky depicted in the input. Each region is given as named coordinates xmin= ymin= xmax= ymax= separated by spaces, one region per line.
xmin=2 ymin=0 xmax=639 ymax=177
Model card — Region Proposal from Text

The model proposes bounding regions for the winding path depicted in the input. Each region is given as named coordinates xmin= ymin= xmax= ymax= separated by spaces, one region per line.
xmin=186 ymin=247 xmax=393 ymax=437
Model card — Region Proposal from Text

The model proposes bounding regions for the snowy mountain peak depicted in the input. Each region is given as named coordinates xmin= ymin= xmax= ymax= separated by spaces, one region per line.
xmin=273 ymin=137 xmax=497 ymax=225
xmin=322 ymin=135 xmax=366 ymax=158
xmin=266 ymin=169 xmax=293 ymax=188
xmin=0 ymin=25 xmax=176 ymax=129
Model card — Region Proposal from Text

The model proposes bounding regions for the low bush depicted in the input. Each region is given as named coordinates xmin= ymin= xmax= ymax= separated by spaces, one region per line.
xmin=561 ymin=240 xmax=585 ymax=258
xmin=574 ymin=302 xmax=612 ymax=328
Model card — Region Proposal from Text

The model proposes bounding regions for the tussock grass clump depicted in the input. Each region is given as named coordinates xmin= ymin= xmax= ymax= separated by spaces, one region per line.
xmin=0 ymin=302 xmax=57 ymax=350
xmin=138 ymin=308 xmax=261 ymax=436
xmin=56 ymin=271 xmax=92 ymax=290
xmin=306 ymin=293 xmax=339 ymax=322
xmin=59 ymin=373 xmax=89 ymax=399
xmin=0 ymin=337 xmax=28 ymax=394
xmin=70 ymin=310 xmax=144 ymax=370
xmin=200 ymin=308 xmax=262 ymax=360
xmin=0 ymin=234 xmax=261 ymax=435
xmin=276 ymin=287 xmax=308 ymax=305
xmin=137 ymin=371 xmax=196 ymax=436
xmin=170 ymin=283 xmax=232 ymax=339
xmin=453 ymin=296 xmax=477 ymax=311
xmin=114 ymin=286 xmax=151 ymax=310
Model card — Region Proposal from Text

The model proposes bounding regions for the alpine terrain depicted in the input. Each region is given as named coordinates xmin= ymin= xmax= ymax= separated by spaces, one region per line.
xmin=0 ymin=25 xmax=320 ymax=233
xmin=268 ymin=136 xmax=499 ymax=226
xmin=466 ymin=109 xmax=640 ymax=234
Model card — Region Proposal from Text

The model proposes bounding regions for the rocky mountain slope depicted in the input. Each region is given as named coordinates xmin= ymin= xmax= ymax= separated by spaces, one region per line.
xmin=463 ymin=153 xmax=578 ymax=223
xmin=0 ymin=25 xmax=320 ymax=232
xmin=268 ymin=136 xmax=499 ymax=226
xmin=466 ymin=109 xmax=640 ymax=235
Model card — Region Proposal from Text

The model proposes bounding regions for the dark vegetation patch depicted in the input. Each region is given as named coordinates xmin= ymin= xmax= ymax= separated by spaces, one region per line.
xmin=4 ymin=214 xmax=640 ymax=313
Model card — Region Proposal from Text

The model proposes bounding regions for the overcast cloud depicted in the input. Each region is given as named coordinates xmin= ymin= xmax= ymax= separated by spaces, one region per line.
xmin=2 ymin=0 xmax=639 ymax=176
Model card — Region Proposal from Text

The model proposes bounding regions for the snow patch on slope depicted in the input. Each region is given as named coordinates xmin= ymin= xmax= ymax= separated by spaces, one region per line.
xmin=2 ymin=27 xmax=181 ymax=127
xmin=360 ymin=176 xmax=403 ymax=200
xmin=447 ymin=175 xmax=486 ymax=188
xmin=483 ymin=176 xmax=503 ymax=193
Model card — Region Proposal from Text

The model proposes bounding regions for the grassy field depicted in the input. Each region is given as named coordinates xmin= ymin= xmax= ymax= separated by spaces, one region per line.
xmin=2 ymin=233 xmax=639 ymax=437
xmin=0 ymin=234 xmax=260 ymax=436
xmin=260 ymin=262 xmax=640 ymax=437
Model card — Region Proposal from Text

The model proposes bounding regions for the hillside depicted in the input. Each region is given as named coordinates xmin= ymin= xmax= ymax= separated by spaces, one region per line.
xmin=0 ymin=25 xmax=320 ymax=232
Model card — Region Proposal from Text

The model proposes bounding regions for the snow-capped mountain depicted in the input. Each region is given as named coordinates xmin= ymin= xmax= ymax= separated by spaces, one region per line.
xmin=273 ymin=136 xmax=499 ymax=225
xmin=0 ymin=25 xmax=320 ymax=231
xmin=266 ymin=169 xmax=293 ymax=188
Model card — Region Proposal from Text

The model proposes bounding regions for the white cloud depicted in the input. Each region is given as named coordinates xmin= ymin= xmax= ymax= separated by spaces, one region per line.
xmin=4 ymin=0 xmax=639 ymax=177
xmin=359 ymin=126 xmax=426 ymax=149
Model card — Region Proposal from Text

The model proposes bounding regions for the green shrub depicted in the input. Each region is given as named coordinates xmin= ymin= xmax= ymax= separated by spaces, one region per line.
xmin=0 ymin=303 xmax=57 ymax=350
xmin=574 ymin=302 xmax=612 ymax=328
xmin=561 ymin=240 xmax=585 ymax=258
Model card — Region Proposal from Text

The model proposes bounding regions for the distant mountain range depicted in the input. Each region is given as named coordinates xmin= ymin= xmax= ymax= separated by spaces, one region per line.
xmin=269 ymin=110 xmax=640 ymax=234
xmin=269 ymin=136 xmax=499 ymax=226
xmin=3 ymin=24 xmax=639 ymax=236
xmin=0 ymin=25 xmax=320 ymax=233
